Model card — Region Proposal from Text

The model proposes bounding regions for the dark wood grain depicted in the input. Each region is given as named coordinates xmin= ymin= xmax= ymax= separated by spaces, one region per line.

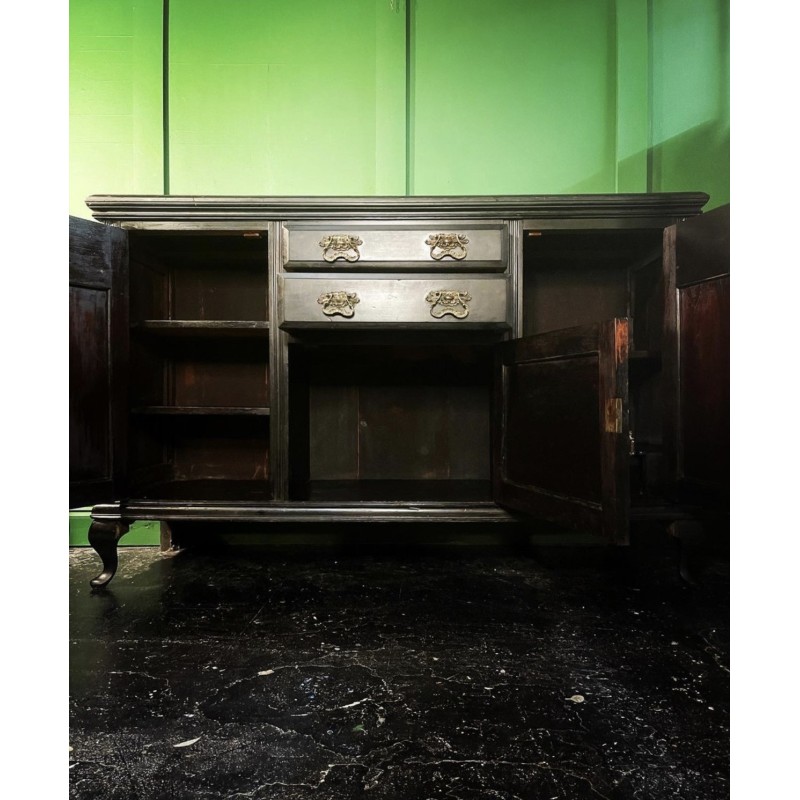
xmin=679 ymin=276 xmax=730 ymax=489
xmin=69 ymin=216 xmax=129 ymax=508
xmin=86 ymin=192 xmax=709 ymax=222
xmin=74 ymin=193 xmax=727 ymax=588
xmin=132 ymin=406 xmax=270 ymax=416
xmin=663 ymin=205 xmax=730 ymax=502
xmin=493 ymin=319 xmax=630 ymax=542
xmin=133 ymin=320 xmax=269 ymax=337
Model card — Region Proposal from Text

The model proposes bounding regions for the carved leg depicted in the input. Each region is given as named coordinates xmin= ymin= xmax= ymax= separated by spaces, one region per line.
xmin=87 ymin=520 xmax=130 ymax=589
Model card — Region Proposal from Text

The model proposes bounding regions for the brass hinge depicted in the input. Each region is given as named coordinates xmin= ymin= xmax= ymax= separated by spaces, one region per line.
xmin=605 ymin=398 xmax=623 ymax=433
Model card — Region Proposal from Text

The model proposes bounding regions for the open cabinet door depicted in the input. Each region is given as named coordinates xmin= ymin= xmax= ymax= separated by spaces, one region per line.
xmin=493 ymin=319 xmax=630 ymax=543
xmin=69 ymin=216 xmax=128 ymax=508
xmin=663 ymin=204 xmax=730 ymax=504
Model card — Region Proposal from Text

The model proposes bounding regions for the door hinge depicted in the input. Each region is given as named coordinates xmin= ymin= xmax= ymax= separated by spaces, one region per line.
xmin=605 ymin=398 xmax=623 ymax=433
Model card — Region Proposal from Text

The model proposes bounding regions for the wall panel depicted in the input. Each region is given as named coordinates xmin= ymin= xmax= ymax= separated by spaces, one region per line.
xmin=69 ymin=0 xmax=163 ymax=218
xmin=167 ymin=0 xmax=406 ymax=195
xmin=650 ymin=0 xmax=730 ymax=208
xmin=409 ymin=0 xmax=619 ymax=195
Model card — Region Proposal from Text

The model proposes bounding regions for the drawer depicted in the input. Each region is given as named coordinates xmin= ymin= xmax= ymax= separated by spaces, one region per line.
xmin=280 ymin=276 xmax=509 ymax=328
xmin=283 ymin=222 xmax=507 ymax=271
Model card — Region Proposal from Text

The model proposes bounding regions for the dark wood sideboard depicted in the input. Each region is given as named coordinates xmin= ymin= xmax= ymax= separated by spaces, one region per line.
xmin=69 ymin=194 xmax=729 ymax=587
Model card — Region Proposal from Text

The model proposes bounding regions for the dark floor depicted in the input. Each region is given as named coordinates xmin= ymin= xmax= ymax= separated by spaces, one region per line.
xmin=69 ymin=536 xmax=729 ymax=799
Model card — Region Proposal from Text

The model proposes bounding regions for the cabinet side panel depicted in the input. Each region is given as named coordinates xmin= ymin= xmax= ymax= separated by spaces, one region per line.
xmin=678 ymin=276 xmax=729 ymax=489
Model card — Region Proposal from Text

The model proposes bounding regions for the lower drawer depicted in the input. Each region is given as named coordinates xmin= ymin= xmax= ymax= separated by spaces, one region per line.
xmin=280 ymin=276 xmax=509 ymax=328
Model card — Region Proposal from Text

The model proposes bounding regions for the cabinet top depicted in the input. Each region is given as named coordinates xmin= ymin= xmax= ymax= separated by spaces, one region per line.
xmin=86 ymin=193 xmax=709 ymax=223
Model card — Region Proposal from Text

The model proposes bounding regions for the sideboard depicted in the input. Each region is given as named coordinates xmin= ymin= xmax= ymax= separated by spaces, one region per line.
xmin=69 ymin=194 xmax=729 ymax=587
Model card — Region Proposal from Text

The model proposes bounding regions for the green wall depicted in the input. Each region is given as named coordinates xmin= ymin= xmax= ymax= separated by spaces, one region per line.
xmin=69 ymin=0 xmax=164 ymax=218
xmin=649 ymin=0 xmax=730 ymax=206
xmin=70 ymin=0 xmax=729 ymax=215
xmin=70 ymin=1 xmax=729 ymax=215
xmin=168 ymin=0 xmax=406 ymax=194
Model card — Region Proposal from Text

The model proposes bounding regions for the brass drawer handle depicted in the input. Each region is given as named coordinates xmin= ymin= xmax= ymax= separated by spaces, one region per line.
xmin=425 ymin=290 xmax=472 ymax=319
xmin=318 ymin=291 xmax=360 ymax=317
xmin=425 ymin=233 xmax=469 ymax=261
xmin=319 ymin=234 xmax=362 ymax=263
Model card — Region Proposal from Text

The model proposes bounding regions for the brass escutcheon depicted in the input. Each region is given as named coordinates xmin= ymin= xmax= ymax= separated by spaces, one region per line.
xmin=425 ymin=233 xmax=469 ymax=261
xmin=318 ymin=291 xmax=360 ymax=317
xmin=425 ymin=290 xmax=472 ymax=319
xmin=319 ymin=234 xmax=363 ymax=263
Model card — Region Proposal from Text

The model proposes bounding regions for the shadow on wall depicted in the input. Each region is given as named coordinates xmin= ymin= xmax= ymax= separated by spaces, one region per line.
xmin=555 ymin=122 xmax=729 ymax=210
xmin=648 ymin=120 xmax=730 ymax=210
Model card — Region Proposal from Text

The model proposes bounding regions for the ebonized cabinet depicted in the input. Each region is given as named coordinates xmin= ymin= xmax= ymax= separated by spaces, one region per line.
xmin=69 ymin=194 xmax=728 ymax=586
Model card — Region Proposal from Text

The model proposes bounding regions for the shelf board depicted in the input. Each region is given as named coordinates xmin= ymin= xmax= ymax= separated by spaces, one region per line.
xmin=133 ymin=320 xmax=270 ymax=337
xmin=132 ymin=406 xmax=271 ymax=416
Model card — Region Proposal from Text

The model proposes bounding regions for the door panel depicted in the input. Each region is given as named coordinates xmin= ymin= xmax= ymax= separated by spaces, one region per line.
xmin=69 ymin=216 xmax=128 ymax=508
xmin=663 ymin=204 xmax=729 ymax=501
xmin=493 ymin=319 xmax=630 ymax=542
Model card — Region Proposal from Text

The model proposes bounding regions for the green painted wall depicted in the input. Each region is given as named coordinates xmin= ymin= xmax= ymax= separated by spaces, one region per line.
xmin=168 ymin=0 xmax=406 ymax=195
xmin=69 ymin=510 xmax=161 ymax=546
xmin=69 ymin=1 xmax=729 ymax=216
xmin=649 ymin=0 xmax=730 ymax=208
xmin=69 ymin=0 xmax=164 ymax=217
xmin=411 ymin=0 xmax=620 ymax=194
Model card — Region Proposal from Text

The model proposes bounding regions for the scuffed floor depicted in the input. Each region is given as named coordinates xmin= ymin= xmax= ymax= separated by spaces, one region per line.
xmin=69 ymin=540 xmax=729 ymax=799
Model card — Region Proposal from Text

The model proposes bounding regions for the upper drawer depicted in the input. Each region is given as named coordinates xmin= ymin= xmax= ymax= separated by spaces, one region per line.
xmin=280 ymin=276 xmax=509 ymax=329
xmin=283 ymin=222 xmax=508 ymax=271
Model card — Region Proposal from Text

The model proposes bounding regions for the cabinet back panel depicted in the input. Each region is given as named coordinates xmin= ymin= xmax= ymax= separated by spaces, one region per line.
xmin=170 ymin=417 xmax=270 ymax=481
xmin=130 ymin=233 xmax=269 ymax=321
xmin=302 ymin=346 xmax=491 ymax=482
xmin=169 ymin=340 xmax=269 ymax=408
xmin=523 ymin=230 xmax=661 ymax=336
xmin=171 ymin=266 xmax=268 ymax=322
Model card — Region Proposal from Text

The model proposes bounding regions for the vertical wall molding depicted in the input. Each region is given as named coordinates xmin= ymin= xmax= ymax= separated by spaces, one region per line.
xmin=405 ymin=0 xmax=413 ymax=195
xmin=162 ymin=0 xmax=170 ymax=194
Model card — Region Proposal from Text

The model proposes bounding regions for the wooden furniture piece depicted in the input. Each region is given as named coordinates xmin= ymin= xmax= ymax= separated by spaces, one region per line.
xmin=69 ymin=194 xmax=729 ymax=587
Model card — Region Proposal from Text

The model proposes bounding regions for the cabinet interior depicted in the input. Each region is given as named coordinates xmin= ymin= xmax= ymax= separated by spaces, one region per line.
xmin=522 ymin=227 xmax=666 ymax=498
xmin=128 ymin=231 xmax=271 ymax=499
xmin=119 ymin=223 xmax=675 ymax=503
xmin=288 ymin=339 xmax=495 ymax=502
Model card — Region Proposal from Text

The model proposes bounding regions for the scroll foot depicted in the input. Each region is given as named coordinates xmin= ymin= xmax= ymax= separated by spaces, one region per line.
xmin=88 ymin=520 xmax=129 ymax=588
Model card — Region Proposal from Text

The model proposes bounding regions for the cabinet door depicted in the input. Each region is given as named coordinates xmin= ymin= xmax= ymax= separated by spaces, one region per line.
xmin=664 ymin=205 xmax=730 ymax=502
xmin=493 ymin=319 xmax=630 ymax=543
xmin=69 ymin=216 xmax=128 ymax=508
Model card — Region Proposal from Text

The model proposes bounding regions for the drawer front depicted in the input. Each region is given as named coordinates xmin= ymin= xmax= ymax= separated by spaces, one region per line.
xmin=281 ymin=277 xmax=509 ymax=327
xmin=284 ymin=222 xmax=507 ymax=271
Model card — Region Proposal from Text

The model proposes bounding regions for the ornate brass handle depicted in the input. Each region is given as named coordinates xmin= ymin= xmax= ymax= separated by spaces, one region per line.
xmin=319 ymin=234 xmax=362 ymax=263
xmin=318 ymin=291 xmax=360 ymax=317
xmin=425 ymin=290 xmax=472 ymax=319
xmin=425 ymin=233 xmax=469 ymax=261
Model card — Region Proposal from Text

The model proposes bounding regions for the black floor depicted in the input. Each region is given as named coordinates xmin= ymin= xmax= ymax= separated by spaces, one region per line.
xmin=69 ymin=537 xmax=729 ymax=799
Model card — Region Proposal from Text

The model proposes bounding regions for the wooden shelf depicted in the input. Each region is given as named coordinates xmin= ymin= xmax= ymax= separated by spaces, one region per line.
xmin=132 ymin=406 xmax=271 ymax=416
xmin=133 ymin=320 xmax=269 ymax=337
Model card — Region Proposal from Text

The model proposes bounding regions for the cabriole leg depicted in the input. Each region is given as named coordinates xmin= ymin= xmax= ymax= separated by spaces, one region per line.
xmin=88 ymin=520 xmax=129 ymax=588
